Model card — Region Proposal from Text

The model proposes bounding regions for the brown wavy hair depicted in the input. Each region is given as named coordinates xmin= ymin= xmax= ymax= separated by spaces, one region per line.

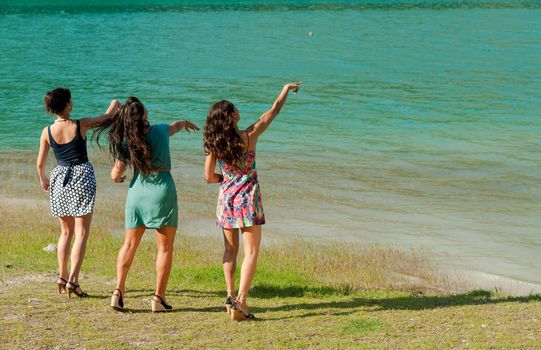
xmin=203 ymin=100 xmax=246 ymax=165
xmin=92 ymin=96 xmax=153 ymax=172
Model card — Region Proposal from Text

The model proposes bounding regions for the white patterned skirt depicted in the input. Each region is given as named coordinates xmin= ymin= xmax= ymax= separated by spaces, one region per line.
xmin=49 ymin=162 xmax=96 ymax=217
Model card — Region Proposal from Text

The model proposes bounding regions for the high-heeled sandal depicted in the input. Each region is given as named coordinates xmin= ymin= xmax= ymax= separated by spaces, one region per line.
xmin=111 ymin=289 xmax=125 ymax=312
xmin=225 ymin=296 xmax=233 ymax=315
xmin=57 ymin=278 xmax=68 ymax=294
xmin=225 ymin=290 xmax=235 ymax=314
xmin=231 ymin=301 xmax=255 ymax=321
xmin=230 ymin=293 xmax=255 ymax=321
xmin=66 ymin=281 xmax=88 ymax=298
xmin=151 ymin=295 xmax=172 ymax=313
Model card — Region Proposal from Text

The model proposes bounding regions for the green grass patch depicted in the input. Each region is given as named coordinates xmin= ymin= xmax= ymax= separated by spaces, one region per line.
xmin=342 ymin=318 xmax=386 ymax=334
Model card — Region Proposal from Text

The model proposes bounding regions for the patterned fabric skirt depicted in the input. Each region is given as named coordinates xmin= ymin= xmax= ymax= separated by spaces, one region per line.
xmin=216 ymin=182 xmax=265 ymax=229
xmin=49 ymin=162 xmax=96 ymax=217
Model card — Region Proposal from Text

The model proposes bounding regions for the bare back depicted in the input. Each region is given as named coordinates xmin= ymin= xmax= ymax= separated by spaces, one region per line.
xmin=47 ymin=120 xmax=85 ymax=145
xmin=240 ymin=130 xmax=257 ymax=152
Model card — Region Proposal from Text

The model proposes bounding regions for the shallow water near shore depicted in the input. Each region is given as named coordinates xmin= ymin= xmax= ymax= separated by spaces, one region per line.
xmin=0 ymin=0 xmax=540 ymax=290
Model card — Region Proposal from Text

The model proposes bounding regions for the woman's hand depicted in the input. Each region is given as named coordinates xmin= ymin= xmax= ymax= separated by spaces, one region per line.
xmin=111 ymin=160 xmax=127 ymax=183
xmin=113 ymin=175 xmax=127 ymax=183
xmin=170 ymin=120 xmax=200 ymax=136
xmin=182 ymin=120 xmax=200 ymax=133
xmin=40 ymin=177 xmax=50 ymax=192
xmin=285 ymin=82 xmax=302 ymax=94
xmin=106 ymin=99 xmax=122 ymax=115
xmin=246 ymin=81 xmax=302 ymax=139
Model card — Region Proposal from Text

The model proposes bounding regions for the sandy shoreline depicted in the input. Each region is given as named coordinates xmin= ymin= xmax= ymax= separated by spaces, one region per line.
xmin=440 ymin=268 xmax=541 ymax=296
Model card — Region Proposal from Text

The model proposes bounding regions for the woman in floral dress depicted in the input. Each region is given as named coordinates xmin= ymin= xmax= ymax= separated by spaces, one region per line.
xmin=203 ymin=82 xmax=301 ymax=321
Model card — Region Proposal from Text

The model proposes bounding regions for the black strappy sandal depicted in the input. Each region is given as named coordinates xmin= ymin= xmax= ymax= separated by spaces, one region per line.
xmin=57 ymin=278 xmax=68 ymax=294
xmin=111 ymin=289 xmax=125 ymax=311
xmin=151 ymin=294 xmax=172 ymax=313
xmin=225 ymin=296 xmax=233 ymax=315
xmin=66 ymin=281 xmax=88 ymax=298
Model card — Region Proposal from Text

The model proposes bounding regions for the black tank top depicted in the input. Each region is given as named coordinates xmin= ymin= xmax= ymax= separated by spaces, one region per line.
xmin=48 ymin=119 xmax=89 ymax=166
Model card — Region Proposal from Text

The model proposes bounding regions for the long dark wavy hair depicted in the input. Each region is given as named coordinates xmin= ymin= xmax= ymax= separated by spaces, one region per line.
xmin=203 ymin=100 xmax=246 ymax=165
xmin=92 ymin=96 xmax=153 ymax=172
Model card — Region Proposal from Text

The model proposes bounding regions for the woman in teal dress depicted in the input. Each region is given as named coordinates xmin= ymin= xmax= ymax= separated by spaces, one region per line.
xmin=93 ymin=96 xmax=199 ymax=312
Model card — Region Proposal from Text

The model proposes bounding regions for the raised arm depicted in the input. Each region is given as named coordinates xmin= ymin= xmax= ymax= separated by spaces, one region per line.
xmin=246 ymin=82 xmax=301 ymax=139
xmin=204 ymin=153 xmax=223 ymax=184
xmin=111 ymin=159 xmax=127 ymax=183
xmin=169 ymin=119 xmax=200 ymax=136
xmin=36 ymin=127 xmax=51 ymax=192
xmin=79 ymin=99 xmax=122 ymax=133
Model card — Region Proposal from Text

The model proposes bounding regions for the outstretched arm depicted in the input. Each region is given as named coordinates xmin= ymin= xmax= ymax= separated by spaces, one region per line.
xmin=36 ymin=127 xmax=50 ymax=192
xmin=169 ymin=120 xmax=200 ymax=136
xmin=204 ymin=153 xmax=223 ymax=184
xmin=246 ymin=82 xmax=301 ymax=139
xmin=80 ymin=99 xmax=122 ymax=133
xmin=111 ymin=159 xmax=127 ymax=183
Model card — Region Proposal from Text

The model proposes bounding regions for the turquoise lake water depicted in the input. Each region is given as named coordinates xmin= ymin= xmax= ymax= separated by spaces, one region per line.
xmin=0 ymin=1 xmax=540 ymax=287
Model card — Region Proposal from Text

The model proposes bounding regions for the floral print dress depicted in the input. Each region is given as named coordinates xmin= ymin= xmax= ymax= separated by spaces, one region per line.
xmin=216 ymin=150 xmax=265 ymax=228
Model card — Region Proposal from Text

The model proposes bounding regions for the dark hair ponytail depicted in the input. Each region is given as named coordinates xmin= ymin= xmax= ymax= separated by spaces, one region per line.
xmin=92 ymin=96 xmax=153 ymax=172
xmin=203 ymin=100 xmax=245 ymax=165
xmin=44 ymin=88 xmax=71 ymax=114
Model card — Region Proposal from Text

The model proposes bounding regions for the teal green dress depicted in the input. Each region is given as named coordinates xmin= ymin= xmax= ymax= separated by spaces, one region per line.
xmin=124 ymin=124 xmax=178 ymax=229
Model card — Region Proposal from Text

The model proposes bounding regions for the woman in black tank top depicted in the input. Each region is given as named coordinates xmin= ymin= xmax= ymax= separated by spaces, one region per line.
xmin=36 ymin=87 xmax=120 ymax=298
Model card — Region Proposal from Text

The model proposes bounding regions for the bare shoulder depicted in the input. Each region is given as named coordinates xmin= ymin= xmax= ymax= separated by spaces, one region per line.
xmin=244 ymin=125 xmax=254 ymax=137
xmin=41 ymin=126 xmax=49 ymax=138
xmin=241 ymin=128 xmax=257 ymax=151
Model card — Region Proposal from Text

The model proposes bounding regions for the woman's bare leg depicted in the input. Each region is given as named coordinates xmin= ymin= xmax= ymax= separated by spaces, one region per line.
xmin=154 ymin=226 xmax=176 ymax=298
xmin=57 ymin=216 xmax=75 ymax=281
xmin=68 ymin=212 xmax=92 ymax=285
xmin=115 ymin=225 xmax=146 ymax=296
xmin=237 ymin=225 xmax=262 ymax=313
xmin=223 ymin=228 xmax=239 ymax=299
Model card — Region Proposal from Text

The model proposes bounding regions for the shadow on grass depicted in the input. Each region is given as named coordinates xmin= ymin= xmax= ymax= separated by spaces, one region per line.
xmin=124 ymin=289 xmax=222 ymax=298
xmin=83 ymin=294 xmax=111 ymax=300
xmin=81 ymin=284 xmax=540 ymax=321
xmin=253 ymin=288 xmax=541 ymax=320
xmin=118 ymin=306 xmax=224 ymax=314
xmin=250 ymin=284 xmax=357 ymax=298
